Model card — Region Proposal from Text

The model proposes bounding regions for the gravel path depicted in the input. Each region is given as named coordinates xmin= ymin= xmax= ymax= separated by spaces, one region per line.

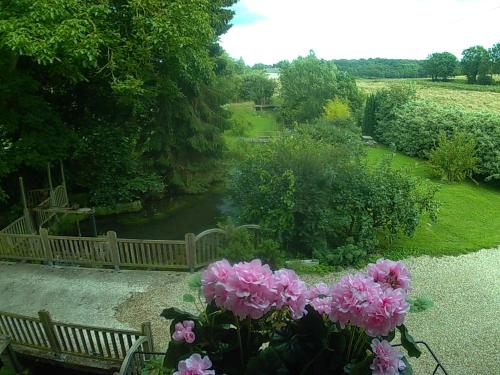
xmin=1 ymin=247 xmax=498 ymax=374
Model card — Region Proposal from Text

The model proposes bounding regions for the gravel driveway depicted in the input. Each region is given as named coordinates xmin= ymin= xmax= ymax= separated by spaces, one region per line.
xmin=1 ymin=247 xmax=498 ymax=374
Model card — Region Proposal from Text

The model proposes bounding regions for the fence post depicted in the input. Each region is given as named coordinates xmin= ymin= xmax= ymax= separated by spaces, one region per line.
xmin=141 ymin=322 xmax=154 ymax=354
xmin=40 ymin=228 xmax=53 ymax=266
xmin=38 ymin=310 xmax=62 ymax=357
xmin=185 ymin=233 xmax=196 ymax=273
xmin=107 ymin=231 xmax=120 ymax=271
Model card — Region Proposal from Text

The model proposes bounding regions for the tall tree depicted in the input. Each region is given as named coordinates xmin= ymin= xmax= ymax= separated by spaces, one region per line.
xmin=489 ymin=43 xmax=500 ymax=75
xmin=423 ymin=52 xmax=458 ymax=81
xmin=279 ymin=52 xmax=361 ymax=124
xmin=0 ymin=0 xmax=237 ymax=205
xmin=461 ymin=45 xmax=491 ymax=84
xmin=239 ymin=72 xmax=276 ymax=105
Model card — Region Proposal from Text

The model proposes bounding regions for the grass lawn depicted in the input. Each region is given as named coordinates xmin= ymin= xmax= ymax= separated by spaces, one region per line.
xmin=366 ymin=146 xmax=500 ymax=259
xmin=225 ymin=102 xmax=280 ymax=136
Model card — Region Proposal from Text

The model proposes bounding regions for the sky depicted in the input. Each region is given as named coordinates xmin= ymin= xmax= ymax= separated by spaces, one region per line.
xmin=220 ymin=0 xmax=500 ymax=65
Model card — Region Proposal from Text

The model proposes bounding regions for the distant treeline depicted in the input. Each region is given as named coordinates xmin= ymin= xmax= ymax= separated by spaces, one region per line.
xmin=332 ymin=59 xmax=426 ymax=78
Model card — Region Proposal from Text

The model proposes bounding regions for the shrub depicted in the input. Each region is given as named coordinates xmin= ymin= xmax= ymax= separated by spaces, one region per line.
xmin=428 ymin=132 xmax=478 ymax=182
xmin=227 ymin=133 xmax=437 ymax=264
xmin=323 ymin=98 xmax=351 ymax=121
xmin=162 ymin=258 xmax=421 ymax=374
xmin=373 ymin=98 xmax=500 ymax=181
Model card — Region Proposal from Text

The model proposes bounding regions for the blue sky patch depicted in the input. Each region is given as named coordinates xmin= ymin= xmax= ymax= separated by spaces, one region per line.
xmin=230 ymin=3 xmax=265 ymax=25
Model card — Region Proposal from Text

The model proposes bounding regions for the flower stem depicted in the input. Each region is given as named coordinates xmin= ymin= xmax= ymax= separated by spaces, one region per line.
xmin=347 ymin=326 xmax=355 ymax=361
xmin=235 ymin=316 xmax=244 ymax=367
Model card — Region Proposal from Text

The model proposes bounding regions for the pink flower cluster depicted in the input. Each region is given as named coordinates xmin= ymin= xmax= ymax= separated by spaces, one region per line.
xmin=328 ymin=259 xmax=410 ymax=337
xmin=172 ymin=320 xmax=196 ymax=343
xmin=368 ymin=259 xmax=411 ymax=292
xmin=201 ymin=258 xmax=410 ymax=336
xmin=370 ymin=339 xmax=406 ymax=375
xmin=202 ymin=259 xmax=307 ymax=320
xmin=307 ymin=283 xmax=332 ymax=315
xmin=173 ymin=353 xmax=215 ymax=375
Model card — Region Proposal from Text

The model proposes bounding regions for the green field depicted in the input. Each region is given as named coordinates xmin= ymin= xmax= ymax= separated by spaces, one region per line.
xmin=367 ymin=146 xmax=500 ymax=259
xmin=357 ymin=78 xmax=500 ymax=112
xmin=225 ymin=102 xmax=280 ymax=136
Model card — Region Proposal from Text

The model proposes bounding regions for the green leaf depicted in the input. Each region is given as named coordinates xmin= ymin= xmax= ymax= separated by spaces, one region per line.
xmin=397 ymin=325 xmax=422 ymax=358
xmin=344 ymin=353 xmax=373 ymax=375
xmin=400 ymin=356 xmax=413 ymax=375
xmin=182 ymin=294 xmax=196 ymax=303
xmin=188 ymin=273 xmax=202 ymax=291
xmin=160 ymin=307 xmax=198 ymax=322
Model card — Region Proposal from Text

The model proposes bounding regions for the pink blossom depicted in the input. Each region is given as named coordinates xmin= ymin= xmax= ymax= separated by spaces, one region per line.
xmin=368 ymin=259 xmax=411 ymax=293
xmin=307 ymin=283 xmax=332 ymax=315
xmin=172 ymin=320 xmax=196 ymax=344
xmin=363 ymin=288 xmax=409 ymax=337
xmin=274 ymin=269 xmax=308 ymax=319
xmin=202 ymin=259 xmax=233 ymax=306
xmin=370 ymin=339 xmax=406 ymax=375
xmin=224 ymin=259 xmax=278 ymax=319
xmin=173 ymin=353 xmax=215 ymax=375
xmin=329 ymin=273 xmax=380 ymax=327
xmin=328 ymin=273 xmax=409 ymax=336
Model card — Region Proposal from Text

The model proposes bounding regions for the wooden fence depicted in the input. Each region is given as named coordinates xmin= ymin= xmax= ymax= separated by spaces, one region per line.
xmin=0 ymin=225 xmax=261 ymax=272
xmin=0 ymin=310 xmax=152 ymax=367
xmin=31 ymin=184 xmax=69 ymax=228
xmin=0 ymin=216 xmax=34 ymax=236
xmin=117 ymin=336 xmax=153 ymax=375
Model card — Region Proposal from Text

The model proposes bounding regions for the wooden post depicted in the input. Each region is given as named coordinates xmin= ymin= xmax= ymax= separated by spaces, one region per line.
xmin=59 ymin=160 xmax=68 ymax=206
xmin=47 ymin=163 xmax=54 ymax=207
xmin=107 ymin=231 xmax=120 ymax=271
xmin=141 ymin=322 xmax=154 ymax=354
xmin=40 ymin=228 xmax=53 ymax=266
xmin=0 ymin=337 xmax=23 ymax=374
xmin=38 ymin=310 xmax=62 ymax=356
xmin=185 ymin=233 xmax=196 ymax=273
xmin=19 ymin=177 xmax=34 ymax=234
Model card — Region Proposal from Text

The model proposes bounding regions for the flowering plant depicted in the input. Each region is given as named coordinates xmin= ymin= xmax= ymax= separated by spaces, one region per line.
xmin=161 ymin=258 xmax=420 ymax=374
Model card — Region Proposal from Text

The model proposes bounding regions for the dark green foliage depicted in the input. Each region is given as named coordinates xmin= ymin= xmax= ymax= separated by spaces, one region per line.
xmin=423 ymin=52 xmax=459 ymax=81
xmin=461 ymin=45 xmax=492 ymax=84
xmin=227 ymin=127 xmax=437 ymax=264
xmin=372 ymin=83 xmax=417 ymax=144
xmin=0 ymin=0 xmax=238 ymax=206
xmin=490 ymin=43 xmax=500 ymax=74
xmin=279 ymin=52 xmax=362 ymax=124
xmin=428 ymin=132 xmax=478 ymax=182
xmin=334 ymin=58 xmax=426 ymax=78
xmin=239 ymin=72 xmax=276 ymax=105
xmin=374 ymin=98 xmax=500 ymax=181
xmin=362 ymin=94 xmax=377 ymax=136
xmin=217 ymin=225 xmax=285 ymax=269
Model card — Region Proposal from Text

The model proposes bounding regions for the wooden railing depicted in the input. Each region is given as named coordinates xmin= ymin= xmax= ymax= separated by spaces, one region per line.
xmin=0 ymin=225 xmax=261 ymax=272
xmin=0 ymin=216 xmax=34 ymax=236
xmin=52 ymin=185 xmax=68 ymax=208
xmin=0 ymin=310 xmax=152 ymax=366
xmin=117 ymin=336 xmax=152 ymax=375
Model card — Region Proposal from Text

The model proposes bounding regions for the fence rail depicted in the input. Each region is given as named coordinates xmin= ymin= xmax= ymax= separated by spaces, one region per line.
xmin=0 ymin=216 xmax=34 ymax=236
xmin=0 ymin=225 xmax=261 ymax=272
xmin=0 ymin=310 xmax=151 ymax=366
xmin=117 ymin=337 xmax=152 ymax=375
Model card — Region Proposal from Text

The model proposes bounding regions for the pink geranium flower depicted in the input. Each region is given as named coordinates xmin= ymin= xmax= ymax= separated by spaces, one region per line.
xmin=274 ymin=269 xmax=308 ymax=319
xmin=363 ymin=288 xmax=409 ymax=337
xmin=224 ymin=259 xmax=278 ymax=319
xmin=370 ymin=339 xmax=406 ymax=375
xmin=329 ymin=273 xmax=379 ymax=327
xmin=202 ymin=259 xmax=234 ymax=306
xmin=367 ymin=259 xmax=411 ymax=292
xmin=172 ymin=320 xmax=196 ymax=344
xmin=173 ymin=353 xmax=215 ymax=375
xmin=307 ymin=283 xmax=332 ymax=315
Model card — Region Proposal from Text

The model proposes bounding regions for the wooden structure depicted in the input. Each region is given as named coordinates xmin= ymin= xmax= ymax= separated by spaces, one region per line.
xmin=0 ymin=309 xmax=152 ymax=373
xmin=0 ymin=225 xmax=260 ymax=272
xmin=116 ymin=336 xmax=153 ymax=375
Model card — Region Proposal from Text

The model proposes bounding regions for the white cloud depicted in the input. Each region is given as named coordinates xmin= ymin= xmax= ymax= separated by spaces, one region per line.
xmin=220 ymin=0 xmax=500 ymax=65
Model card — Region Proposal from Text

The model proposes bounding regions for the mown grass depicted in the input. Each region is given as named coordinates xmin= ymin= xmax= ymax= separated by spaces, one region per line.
xmin=366 ymin=146 xmax=500 ymax=259
xmin=225 ymin=102 xmax=280 ymax=136
xmin=357 ymin=78 xmax=500 ymax=112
